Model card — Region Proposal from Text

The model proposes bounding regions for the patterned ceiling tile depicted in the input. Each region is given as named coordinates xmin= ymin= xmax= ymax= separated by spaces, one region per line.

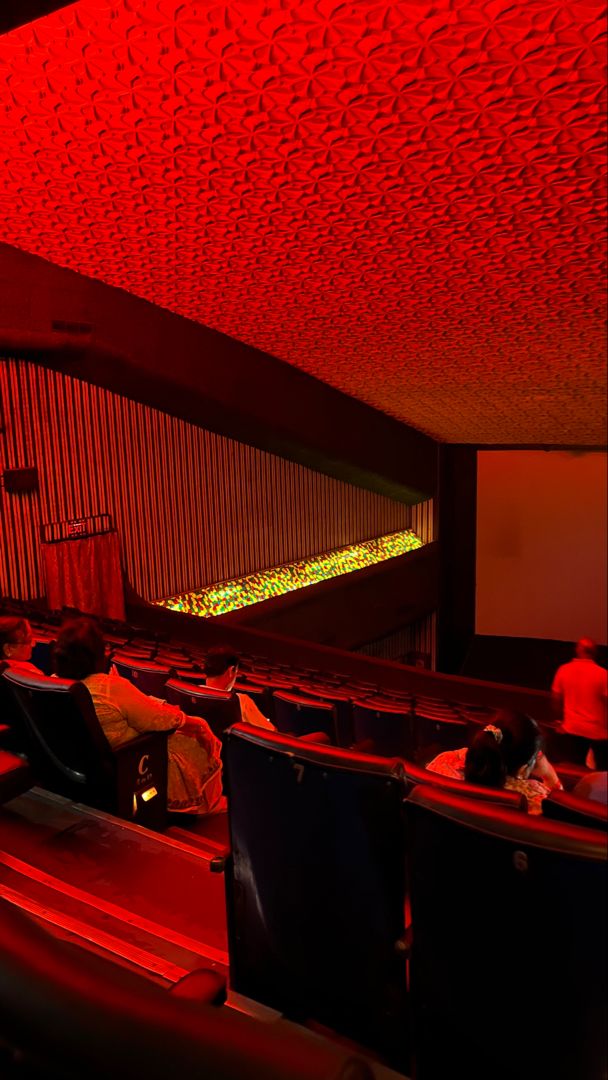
xmin=0 ymin=0 xmax=605 ymax=443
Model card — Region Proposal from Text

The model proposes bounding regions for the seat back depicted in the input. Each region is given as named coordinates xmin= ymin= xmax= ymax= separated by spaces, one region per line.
xmin=0 ymin=748 xmax=34 ymax=804
xmin=1 ymin=667 xmax=114 ymax=799
xmin=352 ymin=698 xmax=414 ymax=759
xmin=402 ymin=758 xmax=526 ymax=809
xmin=271 ymin=690 xmax=336 ymax=740
xmin=0 ymin=899 xmax=375 ymax=1080
xmin=164 ymin=680 xmax=242 ymax=741
xmin=406 ymin=785 xmax=607 ymax=1080
xmin=543 ymin=789 xmax=608 ymax=830
xmin=223 ymin=723 xmax=409 ymax=1068
xmin=111 ymin=659 xmax=171 ymax=697
xmin=2 ymin=667 xmax=168 ymax=825
xmin=411 ymin=709 xmax=468 ymax=764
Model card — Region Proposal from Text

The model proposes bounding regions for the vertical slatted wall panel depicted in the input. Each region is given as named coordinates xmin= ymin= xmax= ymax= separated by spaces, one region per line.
xmin=356 ymin=612 xmax=437 ymax=670
xmin=411 ymin=498 xmax=435 ymax=543
xmin=1 ymin=358 xmax=431 ymax=602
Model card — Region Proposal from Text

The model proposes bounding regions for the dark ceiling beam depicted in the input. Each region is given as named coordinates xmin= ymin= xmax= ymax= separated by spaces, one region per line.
xmin=0 ymin=243 xmax=437 ymax=502
xmin=0 ymin=1 xmax=77 ymax=35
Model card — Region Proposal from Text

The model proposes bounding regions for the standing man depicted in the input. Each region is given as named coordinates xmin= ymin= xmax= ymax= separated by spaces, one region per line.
xmin=551 ymin=638 xmax=608 ymax=769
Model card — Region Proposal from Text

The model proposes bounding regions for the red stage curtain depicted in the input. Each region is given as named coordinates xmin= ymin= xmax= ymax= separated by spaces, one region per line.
xmin=41 ymin=531 xmax=126 ymax=621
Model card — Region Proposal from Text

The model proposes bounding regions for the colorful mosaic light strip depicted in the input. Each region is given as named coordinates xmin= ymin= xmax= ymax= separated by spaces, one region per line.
xmin=156 ymin=529 xmax=423 ymax=618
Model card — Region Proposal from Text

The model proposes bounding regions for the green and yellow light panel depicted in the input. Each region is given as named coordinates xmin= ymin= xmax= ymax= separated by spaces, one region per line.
xmin=156 ymin=528 xmax=423 ymax=618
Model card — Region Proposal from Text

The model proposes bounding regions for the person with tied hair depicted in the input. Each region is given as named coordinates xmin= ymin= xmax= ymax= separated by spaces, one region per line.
xmin=551 ymin=638 xmax=607 ymax=770
xmin=427 ymin=710 xmax=562 ymax=814
xmin=0 ymin=617 xmax=41 ymax=674
xmin=53 ymin=618 xmax=223 ymax=816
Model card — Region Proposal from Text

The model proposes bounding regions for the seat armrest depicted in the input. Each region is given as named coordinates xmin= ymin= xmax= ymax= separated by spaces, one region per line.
xmin=113 ymin=731 xmax=169 ymax=830
xmin=112 ymin=730 xmax=170 ymax=758
xmin=168 ymin=968 xmax=227 ymax=1006
xmin=0 ymin=750 xmax=34 ymax=804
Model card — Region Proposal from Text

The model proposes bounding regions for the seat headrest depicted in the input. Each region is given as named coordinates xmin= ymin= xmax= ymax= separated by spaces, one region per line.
xmin=1 ymin=668 xmax=73 ymax=693
xmin=407 ymin=784 xmax=608 ymax=859
xmin=225 ymin=722 xmax=405 ymax=778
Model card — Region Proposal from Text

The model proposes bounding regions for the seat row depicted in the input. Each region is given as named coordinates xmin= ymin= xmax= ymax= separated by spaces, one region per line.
xmin=222 ymin=722 xmax=607 ymax=1080
xmin=1 ymin=661 xmax=604 ymax=835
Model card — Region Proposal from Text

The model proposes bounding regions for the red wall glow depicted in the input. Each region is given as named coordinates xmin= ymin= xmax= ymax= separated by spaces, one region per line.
xmin=0 ymin=0 xmax=605 ymax=444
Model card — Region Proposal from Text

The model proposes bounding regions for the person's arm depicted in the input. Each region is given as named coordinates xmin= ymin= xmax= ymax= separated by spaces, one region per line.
xmin=531 ymin=751 xmax=563 ymax=791
xmin=113 ymin=676 xmax=184 ymax=733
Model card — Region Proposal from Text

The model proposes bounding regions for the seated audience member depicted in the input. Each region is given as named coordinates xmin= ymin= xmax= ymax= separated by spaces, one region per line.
xmin=203 ymin=646 xmax=330 ymax=744
xmin=54 ymin=619 xmax=223 ymax=815
xmin=427 ymin=710 xmax=562 ymax=814
xmin=203 ymin=646 xmax=275 ymax=730
xmin=572 ymin=771 xmax=608 ymax=806
xmin=0 ymin=617 xmax=42 ymax=674
xmin=551 ymin=638 xmax=608 ymax=770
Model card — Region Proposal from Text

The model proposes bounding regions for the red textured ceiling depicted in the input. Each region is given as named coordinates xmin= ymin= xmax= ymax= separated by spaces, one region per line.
xmin=0 ymin=0 xmax=606 ymax=443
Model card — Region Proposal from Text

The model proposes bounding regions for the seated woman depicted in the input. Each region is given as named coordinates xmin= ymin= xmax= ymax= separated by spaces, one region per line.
xmin=427 ymin=710 xmax=562 ymax=814
xmin=0 ymin=617 xmax=42 ymax=674
xmin=54 ymin=618 xmax=223 ymax=816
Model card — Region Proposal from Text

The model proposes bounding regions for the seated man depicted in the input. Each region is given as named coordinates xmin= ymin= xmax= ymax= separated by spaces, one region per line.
xmin=203 ymin=647 xmax=275 ymax=730
xmin=203 ymin=646 xmax=329 ymax=744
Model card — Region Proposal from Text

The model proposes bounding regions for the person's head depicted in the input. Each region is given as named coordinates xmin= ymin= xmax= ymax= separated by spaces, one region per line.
xmin=53 ymin=618 xmax=106 ymax=680
xmin=204 ymin=646 xmax=240 ymax=691
xmin=0 ymin=617 xmax=33 ymax=664
xmin=464 ymin=710 xmax=543 ymax=788
xmin=575 ymin=637 xmax=597 ymax=660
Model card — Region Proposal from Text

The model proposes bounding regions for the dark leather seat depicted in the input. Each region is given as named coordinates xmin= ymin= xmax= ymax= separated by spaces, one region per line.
xmin=0 ymin=747 xmax=33 ymax=804
xmin=111 ymin=658 xmax=172 ymax=697
xmin=351 ymin=697 xmax=415 ymax=759
xmin=272 ymin=690 xmax=337 ymax=740
xmin=411 ymin=699 xmax=468 ymax=764
xmin=543 ymin=788 xmax=608 ymax=830
xmin=402 ymin=757 xmax=526 ymax=809
xmin=223 ymin=723 xmax=410 ymax=1071
xmin=164 ymin=679 xmax=242 ymax=741
xmin=406 ymin=785 xmax=607 ymax=1080
xmin=1 ymin=668 xmax=168 ymax=829
xmin=0 ymin=898 xmax=375 ymax=1080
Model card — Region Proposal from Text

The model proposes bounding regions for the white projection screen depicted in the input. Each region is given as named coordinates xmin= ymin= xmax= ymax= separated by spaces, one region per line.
xmin=476 ymin=450 xmax=607 ymax=644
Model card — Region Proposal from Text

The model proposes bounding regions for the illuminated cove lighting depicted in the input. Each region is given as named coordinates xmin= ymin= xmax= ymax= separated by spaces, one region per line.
xmin=155 ymin=529 xmax=423 ymax=618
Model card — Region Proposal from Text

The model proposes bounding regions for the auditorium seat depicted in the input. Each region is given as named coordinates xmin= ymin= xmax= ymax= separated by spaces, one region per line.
xmin=164 ymin=679 xmax=242 ymax=741
xmin=1 ymin=668 xmax=168 ymax=829
xmin=295 ymin=684 xmax=354 ymax=745
xmin=0 ymin=898 xmax=375 ymax=1080
xmin=272 ymin=690 xmax=337 ymax=741
xmin=543 ymin=789 xmax=608 ymax=830
xmin=402 ymin=758 xmax=525 ymax=810
xmin=0 ymin=748 xmax=33 ymax=804
xmin=111 ymin=658 xmax=172 ymax=697
xmin=543 ymin=725 xmax=595 ymax=769
xmin=406 ymin=785 xmax=606 ymax=1080
xmin=223 ymin=723 xmax=409 ymax=1070
xmin=351 ymin=697 xmax=414 ymax=759
xmin=411 ymin=700 xmax=467 ymax=765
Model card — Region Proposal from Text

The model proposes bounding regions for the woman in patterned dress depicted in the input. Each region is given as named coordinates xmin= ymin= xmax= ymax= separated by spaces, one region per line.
xmin=54 ymin=618 xmax=223 ymax=815
xmin=427 ymin=710 xmax=562 ymax=814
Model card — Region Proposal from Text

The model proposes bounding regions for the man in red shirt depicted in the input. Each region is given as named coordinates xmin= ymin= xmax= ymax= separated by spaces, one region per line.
xmin=552 ymin=638 xmax=608 ymax=769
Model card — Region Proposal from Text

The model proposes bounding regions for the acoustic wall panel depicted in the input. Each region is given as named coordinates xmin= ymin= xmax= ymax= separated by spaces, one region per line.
xmin=0 ymin=358 xmax=432 ymax=603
